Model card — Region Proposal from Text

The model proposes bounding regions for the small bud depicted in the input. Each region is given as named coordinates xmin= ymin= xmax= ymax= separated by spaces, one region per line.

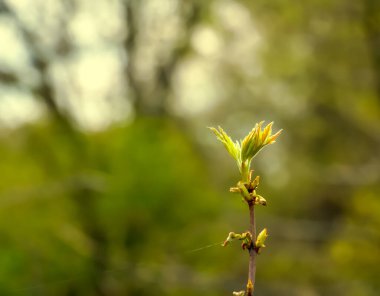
xmin=240 ymin=231 xmax=253 ymax=250
xmin=223 ymin=231 xmax=253 ymax=249
xmin=223 ymin=232 xmax=237 ymax=246
xmin=254 ymin=195 xmax=267 ymax=206
xmin=246 ymin=280 xmax=254 ymax=295
xmin=255 ymin=228 xmax=268 ymax=254
xmin=233 ymin=291 xmax=245 ymax=296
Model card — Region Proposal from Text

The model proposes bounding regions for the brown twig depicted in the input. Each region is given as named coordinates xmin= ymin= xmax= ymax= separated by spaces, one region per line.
xmin=247 ymin=202 xmax=256 ymax=296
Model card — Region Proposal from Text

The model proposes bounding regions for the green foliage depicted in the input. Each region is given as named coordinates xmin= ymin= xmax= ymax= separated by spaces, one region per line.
xmin=0 ymin=117 xmax=228 ymax=295
xmin=210 ymin=123 xmax=282 ymax=181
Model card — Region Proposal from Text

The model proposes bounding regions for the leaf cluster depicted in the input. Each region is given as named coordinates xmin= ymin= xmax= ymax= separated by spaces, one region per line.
xmin=209 ymin=122 xmax=282 ymax=181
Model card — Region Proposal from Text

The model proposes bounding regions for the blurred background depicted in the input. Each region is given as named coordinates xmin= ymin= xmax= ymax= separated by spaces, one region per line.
xmin=0 ymin=0 xmax=379 ymax=295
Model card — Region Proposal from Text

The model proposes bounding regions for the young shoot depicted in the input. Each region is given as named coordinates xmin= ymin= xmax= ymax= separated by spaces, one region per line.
xmin=209 ymin=121 xmax=282 ymax=296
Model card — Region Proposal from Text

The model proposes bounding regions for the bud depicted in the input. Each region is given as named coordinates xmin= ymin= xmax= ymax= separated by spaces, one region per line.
xmin=254 ymin=195 xmax=267 ymax=206
xmin=223 ymin=231 xmax=252 ymax=249
xmin=240 ymin=122 xmax=282 ymax=163
xmin=255 ymin=228 xmax=268 ymax=254
xmin=223 ymin=232 xmax=237 ymax=246
xmin=209 ymin=123 xmax=282 ymax=182
xmin=246 ymin=280 xmax=254 ymax=295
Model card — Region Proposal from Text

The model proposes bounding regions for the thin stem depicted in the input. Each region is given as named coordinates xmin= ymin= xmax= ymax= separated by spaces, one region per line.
xmin=241 ymin=161 xmax=249 ymax=183
xmin=247 ymin=202 xmax=256 ymax=296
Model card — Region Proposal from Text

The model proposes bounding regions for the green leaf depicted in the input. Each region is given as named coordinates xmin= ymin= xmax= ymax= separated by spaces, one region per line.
xmin=209 ymin=126 xmax=241 ymax=162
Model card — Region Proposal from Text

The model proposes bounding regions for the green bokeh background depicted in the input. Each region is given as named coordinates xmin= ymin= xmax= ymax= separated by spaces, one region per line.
xmin=0 ymin=0 xmax=380 ymax=295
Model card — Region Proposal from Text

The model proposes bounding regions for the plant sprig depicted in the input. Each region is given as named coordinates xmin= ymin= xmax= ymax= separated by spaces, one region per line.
xmin=209 ymin=121 xmax=282 ymax=296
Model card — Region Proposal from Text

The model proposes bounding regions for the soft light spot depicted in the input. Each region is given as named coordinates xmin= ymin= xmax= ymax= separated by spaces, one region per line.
xmin=191 ymin=26 xmax=222 ymax=57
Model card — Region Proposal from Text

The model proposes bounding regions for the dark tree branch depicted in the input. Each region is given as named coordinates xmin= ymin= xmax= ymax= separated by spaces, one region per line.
xmin=124 ymin=0 xmax=144 ymax=114
xmin=124 ymin=1 xmax=203 ymax=116
xmin=0 ymin=69 xmax=18 ymax=84
xmin=0 ymin=1 xmax=72 ymax=129
xmin=0 ymin=3 xmax=109 ymax=294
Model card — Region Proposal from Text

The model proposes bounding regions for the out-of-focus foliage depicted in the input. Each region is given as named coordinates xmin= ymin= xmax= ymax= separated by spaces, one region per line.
xmin=0 ymin=118 xmax=232 ymax=295
xmin=0 ymin=0 xmax=380 ymax=295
